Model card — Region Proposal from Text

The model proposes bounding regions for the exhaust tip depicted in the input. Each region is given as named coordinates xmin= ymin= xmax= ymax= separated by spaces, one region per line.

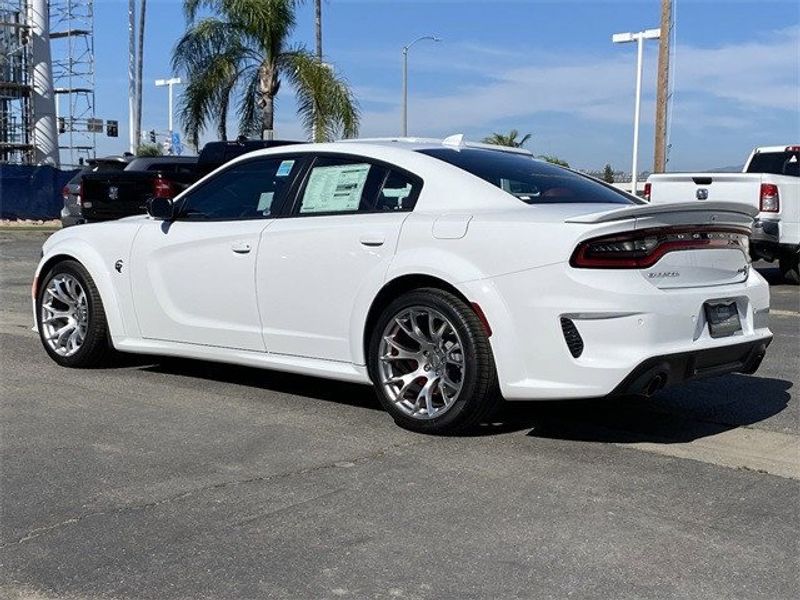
xmin=645 ymin=373 xmax=668 ymax=397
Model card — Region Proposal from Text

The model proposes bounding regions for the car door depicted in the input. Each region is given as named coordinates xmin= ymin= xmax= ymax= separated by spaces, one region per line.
xmin=257 ymin=154 xmax=422 ymax=362
xmin=130 ymin=155 xmax=305 ymax=350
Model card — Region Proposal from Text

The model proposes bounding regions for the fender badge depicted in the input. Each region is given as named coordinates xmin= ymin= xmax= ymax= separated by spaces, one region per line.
xmin=114 ymin=259 xmax=124 ymax=273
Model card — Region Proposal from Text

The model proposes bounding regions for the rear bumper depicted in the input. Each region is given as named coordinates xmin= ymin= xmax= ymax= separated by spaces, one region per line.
xmin=460 ymin=262 xmax=772 ymax=401
xmin=751 ymin=218 xmax=780 ymax=260
xmin=609 ymin=337 xmax=771 ymax=398
xmin=60 ymin=206 xmax=84 ymax=228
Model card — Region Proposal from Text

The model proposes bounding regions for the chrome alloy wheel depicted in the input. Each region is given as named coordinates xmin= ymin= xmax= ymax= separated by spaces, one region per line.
xmin=40 ymin=274 xmax=89 ymax=357
xmin=378 ymin=307 xmax=465 ymax=419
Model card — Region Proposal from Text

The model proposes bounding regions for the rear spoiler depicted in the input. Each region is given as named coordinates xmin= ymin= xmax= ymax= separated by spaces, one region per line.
xmin=566 ymin=201 xmax=758 ymax=224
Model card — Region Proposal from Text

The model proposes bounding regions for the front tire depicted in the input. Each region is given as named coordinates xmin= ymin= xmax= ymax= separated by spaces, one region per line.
xmin=367 ymin=288 xmax=499 ymax=434
xmin=37 ymin=260 xmax=113 ymax=368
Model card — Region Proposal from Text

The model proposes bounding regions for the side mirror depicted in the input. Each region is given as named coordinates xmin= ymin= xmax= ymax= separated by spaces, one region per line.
xmin=147 ymin=197 xmax=174 ymax=220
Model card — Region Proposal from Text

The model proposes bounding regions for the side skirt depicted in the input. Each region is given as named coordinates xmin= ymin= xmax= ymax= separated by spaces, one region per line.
xmin=113 ymin=337 xmax=372 ymax=385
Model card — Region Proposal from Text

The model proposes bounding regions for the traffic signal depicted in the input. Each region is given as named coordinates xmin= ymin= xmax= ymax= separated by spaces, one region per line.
xmin=106 ymin=120 xmax=118 ymax=138
xmin=87 ymin=118 xmax=103 ymax=133
xmin=149 ymin=130 xmax=156 ymax=143
xmin=57 ymin=117 xmax=66 ymax=134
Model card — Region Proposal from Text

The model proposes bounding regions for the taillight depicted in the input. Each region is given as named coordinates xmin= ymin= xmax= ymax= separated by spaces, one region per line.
xmin=153 ymin=176 xmax=174 ymax=198
xmin=786 ymin=145 xmax=800 ymax=153
xmin=77 ymin=179 xmax=83 ymax=206
xmin=61 ymin=185 xmax=69 ymax=201
xmin=760 ymin=183 xmax=779 ymax=212
xmin=643 ymin=182 xmax=652 ymax=201
xmin=570 ymin=226 xmax=750 ymax=269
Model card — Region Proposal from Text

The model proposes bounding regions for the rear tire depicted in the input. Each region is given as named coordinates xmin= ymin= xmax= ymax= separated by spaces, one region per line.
xmin=367 ymin=288 xmax=500 ymax=434
xmin=779 ymin=250 xmax=799 ymax=285
xmin=37 ymin=259 xmax=114 ymax=368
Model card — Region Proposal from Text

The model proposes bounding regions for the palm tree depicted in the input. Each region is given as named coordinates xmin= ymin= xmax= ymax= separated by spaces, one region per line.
xmin=538 ymin=154 xmax=570 ymax=168
xmin=172 ymin=0 xmax=359 ymax=144
xmin=482 ymin=129 xmax=532 ymax=148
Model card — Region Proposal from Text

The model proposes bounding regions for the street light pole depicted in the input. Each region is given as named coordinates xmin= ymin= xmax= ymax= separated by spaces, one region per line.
xmin=612 ymin=28 xmax=660 ymax=195
xmin=632 ymin=34 xmax=644 ymax=194
xmin=154 ymin=77 xmax=182 ymax=135
xmin=402 ymin=35 xmax=441 ymax=137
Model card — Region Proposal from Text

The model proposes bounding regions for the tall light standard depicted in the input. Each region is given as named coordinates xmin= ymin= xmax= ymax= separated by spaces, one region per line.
xmin=402 ymin=35 xmax=441 ymax=136
xmin=612 ymin=28 xmax=660 ymax=194
xmin=154 ymin=77 xmax=182 ymax=136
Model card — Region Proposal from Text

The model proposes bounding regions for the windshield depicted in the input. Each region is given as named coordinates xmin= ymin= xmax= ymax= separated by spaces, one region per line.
xmin=418 ymin=148 xmax=637 ymax=205
xmin=746 ymin=150 xmax=799 ymax=177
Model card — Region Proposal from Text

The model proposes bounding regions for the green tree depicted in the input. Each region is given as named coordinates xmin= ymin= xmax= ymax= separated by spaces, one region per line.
xmin=603 ymin=163 xmax=615 ymax=183
xmin=538 ymin=154 xmax=570 ymax=168
xmin=172 ymin=0 xmax=359 ymax=144
xmin=482 ymin=129 xmax=532 ymax=148
xmin=136 ymin=143 xmax=163 ymax=157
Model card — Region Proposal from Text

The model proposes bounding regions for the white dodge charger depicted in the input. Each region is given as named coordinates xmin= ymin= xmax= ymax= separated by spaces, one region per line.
xmin=33 ymin=136 xmax=773 ymax=433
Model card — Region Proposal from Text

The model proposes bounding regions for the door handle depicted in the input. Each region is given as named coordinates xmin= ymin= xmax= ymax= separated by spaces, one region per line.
xmin=231 ymin=242 xmax=252 ymax=254
xmin=359 ymin=235 xmax=385 ymax=247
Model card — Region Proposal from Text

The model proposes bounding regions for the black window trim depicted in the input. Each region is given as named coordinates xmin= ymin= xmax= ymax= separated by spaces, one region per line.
xmin=285 ymin=152 xmax=424 ymax=219
xmin=172 ymin=154 xmax=310 ymax=222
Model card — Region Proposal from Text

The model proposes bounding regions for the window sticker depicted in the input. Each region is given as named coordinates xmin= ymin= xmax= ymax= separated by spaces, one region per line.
xmin=382 ymin=183 xmax=412 ymax=199
xmin=257 ymin=191 xmax=274 ymax=214
xmin=300 ymin=163 xmax=371 ymax=213
xmin=276 ymin=160 xmax=295 ymax=177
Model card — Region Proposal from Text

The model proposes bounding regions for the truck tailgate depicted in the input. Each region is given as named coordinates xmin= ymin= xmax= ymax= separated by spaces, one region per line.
xmin=81 ymin=173 xmax=155 ymax=220
xmin=648 ymin=173 xmax=762 ymax=208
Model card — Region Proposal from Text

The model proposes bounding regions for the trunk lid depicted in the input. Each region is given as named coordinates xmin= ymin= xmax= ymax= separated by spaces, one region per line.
xmin=569 ymin=202 xmax=754 ymax=289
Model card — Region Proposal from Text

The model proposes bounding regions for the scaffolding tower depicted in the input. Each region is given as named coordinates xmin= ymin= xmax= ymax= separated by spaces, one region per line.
xmin=0 ymin=0 xmax=33 ymax=163
xmin=49 ymin=0 xmax=95 ymax=167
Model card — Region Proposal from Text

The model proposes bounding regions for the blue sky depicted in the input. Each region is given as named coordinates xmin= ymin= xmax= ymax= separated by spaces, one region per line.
xmin=91 ymin=0 xmax=799 ymax=171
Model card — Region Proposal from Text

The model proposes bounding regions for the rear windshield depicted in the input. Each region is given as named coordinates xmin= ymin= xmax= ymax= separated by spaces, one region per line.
xmin=418 ymin=148 xmax=636 ymax=205
xmin=125 ymin=158 xmax=198 ymax=173
xmin=746 ymin=150 xmax=799 ymax=177
xmin=69 ymin=160 xmax=127 ymax=184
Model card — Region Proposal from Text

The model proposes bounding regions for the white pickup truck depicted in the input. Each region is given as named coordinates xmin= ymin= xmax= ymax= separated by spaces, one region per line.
xmin=646 ymin=145 xmax=800 ymax=283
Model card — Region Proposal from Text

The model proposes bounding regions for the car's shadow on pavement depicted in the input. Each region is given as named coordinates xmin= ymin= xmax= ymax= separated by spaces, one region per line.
xmin=755 ymin=264 xmax=784 ymax=286
xmin=132 ymin=355 xmax=792 ymax=444
xmin=136 ymin=357 xmax=382 ymax=412
xmin=485 ymin=375 xmax=792 ymax=444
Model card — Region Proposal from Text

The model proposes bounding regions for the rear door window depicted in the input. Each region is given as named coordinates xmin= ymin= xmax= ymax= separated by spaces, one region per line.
xmin=295 ymin=157 xmax=386 ymax=215
xmin=293 ymin=156 xmax=422 ymax=215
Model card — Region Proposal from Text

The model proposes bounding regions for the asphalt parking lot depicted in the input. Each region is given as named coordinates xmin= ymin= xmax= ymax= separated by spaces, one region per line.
xmin=1 ymin=229 xmax=798 ymax=600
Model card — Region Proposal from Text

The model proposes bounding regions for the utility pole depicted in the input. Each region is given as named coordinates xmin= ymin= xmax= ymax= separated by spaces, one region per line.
xmin=653 ymin=0 xmax=672 ymax=173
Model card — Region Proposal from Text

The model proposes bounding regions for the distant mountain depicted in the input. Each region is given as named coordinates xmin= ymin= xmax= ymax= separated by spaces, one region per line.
xmin=705 ymin=165 xmax=744 ymax=173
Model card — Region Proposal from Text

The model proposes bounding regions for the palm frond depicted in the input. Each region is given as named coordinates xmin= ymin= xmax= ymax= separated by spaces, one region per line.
xmin=281 ymin=49 xmax=360 ymax=141
xmin=482 ymin=129 xmax=532 ymax=148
